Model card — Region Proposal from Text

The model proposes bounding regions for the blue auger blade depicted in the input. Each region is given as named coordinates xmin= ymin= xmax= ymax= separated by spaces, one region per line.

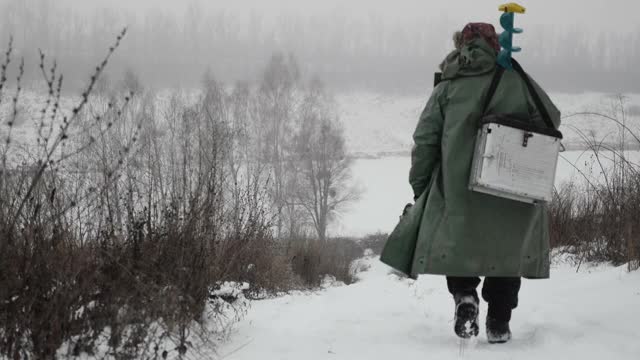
xmin=497 ymin=52 xmax=513 ymax=69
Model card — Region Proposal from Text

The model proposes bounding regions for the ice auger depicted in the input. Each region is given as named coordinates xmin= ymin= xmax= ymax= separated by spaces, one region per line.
xmin=497 ymin=3 xmax=526 ymax=69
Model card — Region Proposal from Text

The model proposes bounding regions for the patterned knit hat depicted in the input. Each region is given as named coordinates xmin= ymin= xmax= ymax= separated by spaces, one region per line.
xmin=460 ymin=23 xmax=500 ymax=52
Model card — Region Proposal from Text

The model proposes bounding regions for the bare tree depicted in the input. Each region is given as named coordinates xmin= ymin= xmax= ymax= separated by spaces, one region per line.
xmin=291 ymin=78 xmax=359 ymax=241
xmin=258 ymin=52 xmax=300 ymax=238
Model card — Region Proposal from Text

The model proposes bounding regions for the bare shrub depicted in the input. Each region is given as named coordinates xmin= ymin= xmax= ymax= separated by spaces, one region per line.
xmin=0 ymin=34 xmax=296 ymax=359
xmin=359 ymin=232 xmax=389 ymax=256
xmin=552 ymin=95 xmax=640 ymax=271
xmin=289 ymin=237 xmax=364 ymax=287
xmin=0 ymin=35 xmax=367 ymax=358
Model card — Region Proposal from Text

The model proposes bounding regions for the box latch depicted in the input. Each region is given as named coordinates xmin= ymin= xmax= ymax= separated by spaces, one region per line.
xmin=522 ymin=131 xmax=533 ymax=147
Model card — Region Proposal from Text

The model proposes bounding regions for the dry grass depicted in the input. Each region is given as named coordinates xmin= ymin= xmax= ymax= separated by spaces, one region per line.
xmin=551 ymin=97 xmax=640 ymax=271
xmin=288 ymin=237 xmax=365 ymax=287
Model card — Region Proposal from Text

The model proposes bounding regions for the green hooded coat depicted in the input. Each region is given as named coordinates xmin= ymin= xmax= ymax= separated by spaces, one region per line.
xmin=380 ymin=38 xmax=561 ymax=279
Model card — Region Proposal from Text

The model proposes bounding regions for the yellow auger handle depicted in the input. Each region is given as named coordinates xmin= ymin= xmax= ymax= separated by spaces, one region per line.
xmin=499 ymin=3 xmax=526 ymax=13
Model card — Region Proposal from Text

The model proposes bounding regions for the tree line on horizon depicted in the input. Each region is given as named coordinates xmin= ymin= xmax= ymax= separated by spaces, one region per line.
xmin=0 ymin=0 xmax=638 ymax=94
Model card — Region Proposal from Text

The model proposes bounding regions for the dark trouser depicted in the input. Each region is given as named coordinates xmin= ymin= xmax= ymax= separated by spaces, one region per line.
xmin=447 ymin=277 xmax=521 ymax=322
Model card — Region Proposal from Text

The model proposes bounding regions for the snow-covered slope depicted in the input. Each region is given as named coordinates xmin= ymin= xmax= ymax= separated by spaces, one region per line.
xmin=4 ymin=90 xmax=638 ymax=158
xmin=337 ymin=92 xmax=640 ymax=155
xmin=219 ymin=256 xmax=640 ymax=360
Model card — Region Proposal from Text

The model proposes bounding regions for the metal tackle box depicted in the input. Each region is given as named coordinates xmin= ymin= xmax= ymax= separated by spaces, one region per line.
xmin=469 ymin=118 xmax=562 ymax=203
xmin=469 ymin=59 xmax=563 ymax=204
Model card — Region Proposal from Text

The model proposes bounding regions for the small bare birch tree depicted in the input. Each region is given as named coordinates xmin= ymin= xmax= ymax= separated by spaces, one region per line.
xmin=292 ymin=78 xmax=359 ymax=241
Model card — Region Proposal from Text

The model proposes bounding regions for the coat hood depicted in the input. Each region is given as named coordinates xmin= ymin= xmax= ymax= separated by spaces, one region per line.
xmin=440 ymin=38 xmax=498 ymax=80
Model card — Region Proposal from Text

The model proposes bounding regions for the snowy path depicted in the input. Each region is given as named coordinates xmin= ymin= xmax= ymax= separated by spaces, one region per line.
xmin=219 ymin=257 xmax=640 ymax=360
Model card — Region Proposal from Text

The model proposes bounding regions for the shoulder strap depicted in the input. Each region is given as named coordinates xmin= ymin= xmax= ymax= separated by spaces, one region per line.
xmin=511 ymin=59 xmax=557 ymax=130
xmin=481 ymin=66 xmax=505 ymax=115
xmin=434 ymin=72 xmax=443 ymax=87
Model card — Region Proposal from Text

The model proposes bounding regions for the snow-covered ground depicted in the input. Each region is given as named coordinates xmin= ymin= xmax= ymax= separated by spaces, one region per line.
xmin=4 ymin=90 xmax=639 ymax=157
xmin=333 ymin=150 xmax=640 ymax=237
xmin=219 ymin=255 xmax=640 ymax=359
xmin=331 ymin=90 xmax=640 ymax=236
xmin=337 ymin=92 xmax=640 ymax=155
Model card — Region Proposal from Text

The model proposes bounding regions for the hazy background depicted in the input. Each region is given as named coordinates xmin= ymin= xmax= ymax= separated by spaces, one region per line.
xmin=1 ymin=0 xmax=638 ymax=93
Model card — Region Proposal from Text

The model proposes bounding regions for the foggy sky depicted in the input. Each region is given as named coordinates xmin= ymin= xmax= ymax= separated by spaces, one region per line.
xmin=54 ymin=0 xmax=637 ymax=33
xmin=1 ymin=0 xmax=639 ymax=93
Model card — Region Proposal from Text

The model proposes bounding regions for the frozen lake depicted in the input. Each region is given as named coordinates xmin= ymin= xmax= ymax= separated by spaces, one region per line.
xmin=332 ymin=150 xmax=640 ymax=237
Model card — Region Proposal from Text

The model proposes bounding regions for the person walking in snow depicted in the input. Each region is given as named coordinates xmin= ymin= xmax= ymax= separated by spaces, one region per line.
xmin=381 ymin=23 xmax=561 ymax=343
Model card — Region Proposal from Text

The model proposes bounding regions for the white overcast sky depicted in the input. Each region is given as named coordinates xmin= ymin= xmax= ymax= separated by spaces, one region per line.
xmin=51 ymin=0 xmax=635 ymax=34
xmin=1 ymin=0 xmax=636 ymax=92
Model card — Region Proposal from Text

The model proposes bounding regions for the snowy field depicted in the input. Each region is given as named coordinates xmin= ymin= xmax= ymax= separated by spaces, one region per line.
xmin=219 ymin=255 xmax=640 ymax=359
xmin=330 ymin=90 xmax=640 ymax=237
xmin=332 ymin=149 xmax=640 ymax=237
xmin=337 ymin=91 xmax=640 ymax=155
xmin=3 ymin=90 xmax=640 ymax=156
xmin=335 ymin=90 xmax=640 ymax=236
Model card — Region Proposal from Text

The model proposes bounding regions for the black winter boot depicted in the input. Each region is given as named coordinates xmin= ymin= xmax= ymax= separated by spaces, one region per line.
xmin=486 ymin=317 xmax=512 ymax=344
xmin=453 ymin=294 xmax=479 ymax=339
